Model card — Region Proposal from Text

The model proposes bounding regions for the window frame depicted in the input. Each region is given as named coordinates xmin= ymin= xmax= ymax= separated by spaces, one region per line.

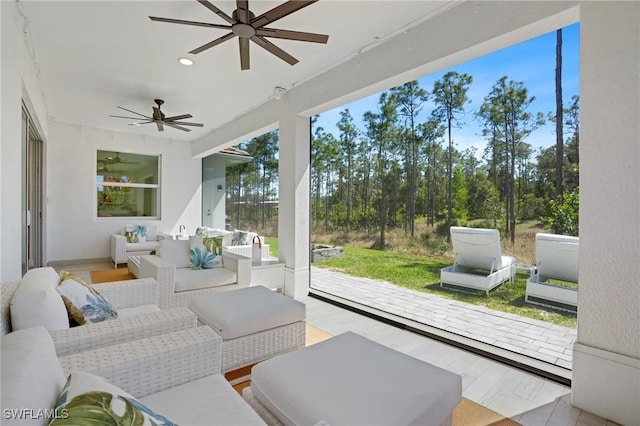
xmin=96 ymin=150 xmax=161 ymax=219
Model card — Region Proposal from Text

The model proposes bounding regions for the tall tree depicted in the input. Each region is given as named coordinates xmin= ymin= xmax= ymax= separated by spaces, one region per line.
xmin=564 ymin=95 xmax=580 ymax=190
xmin=336 ymin=109 xmax=359 ymax=231
xmin=364 ymin=92 xmax=399 ymax=248
xmin=478 ymin=76 xmax=544 ymax=243
xmin=555 ymin=28 xmax=564 ymax=197
xmin=390 ymin=81 xmax=429 ymax=236
xmin=418 ymin=118 xmax=445 ymax=226
xmin=431 ymin=71 xmax=473 ymax=239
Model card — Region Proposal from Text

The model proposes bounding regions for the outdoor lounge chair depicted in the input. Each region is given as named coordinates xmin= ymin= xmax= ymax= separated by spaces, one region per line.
xmin=440 ymin=226 xmax=515 ymax=295
xmin=525 ymin=233 xmax=579 ymax=310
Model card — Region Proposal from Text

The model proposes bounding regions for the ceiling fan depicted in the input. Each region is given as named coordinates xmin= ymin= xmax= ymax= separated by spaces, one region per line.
xmin=109 ymin=99 xmax=204 ymax=132
xmin=149 ymin=0 xmax=329 ymax=70
xmin=99 ymin=152 xmax=138 ymax=165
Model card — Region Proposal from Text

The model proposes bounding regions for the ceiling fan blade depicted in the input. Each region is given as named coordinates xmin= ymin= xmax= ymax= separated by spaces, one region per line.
xmin=110 ymin=115 xmax=153 ymax=121
xmin=149 ymin=16 xmax=231 ymax=30
xmin=190 ymin=32 xmax=236 ymax=54
xmin=164 ymin=123 xmax=192 ymax=132
xmin=251 ymin=36 xmax=298 ymax=66
xmin=156 ymin=121 xmax=164 ymax=132
xmin=117 ymin=106 xmax=152 ymax=119
xmin=251 ymin=0 xmax=318 ymax=28
xmin=236 ymin=0 xmax=250 ymax=23
xmin=256 ymin=28 xmax=328 ymax=43
xmin=197 ymin=0 xmax=236 ymax=24
xmin=239 ymin=37 xmax=250 ymax=70
xmin=169 ymin=121 xmax=204 ymax=127
xmin=164 ymin=114 xmax=192 ymax=121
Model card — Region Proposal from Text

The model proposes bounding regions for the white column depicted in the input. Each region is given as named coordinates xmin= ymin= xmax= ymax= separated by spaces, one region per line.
xmin=278 ymin=112 xmax=310 ymax=298
xmin=572 ymin=3 xmax=640 ymax=426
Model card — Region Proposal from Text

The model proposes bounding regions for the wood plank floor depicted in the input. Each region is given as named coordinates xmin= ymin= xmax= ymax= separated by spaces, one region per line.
xmin=54 ymin=261 xmax=617 ymax=425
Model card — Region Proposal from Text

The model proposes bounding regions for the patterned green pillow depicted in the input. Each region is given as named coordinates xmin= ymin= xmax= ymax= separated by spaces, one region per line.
xmin=51 ymin=371 xmax=174 ymax=426
xmin=231 ymin=230 xmax=249 ymax=245
xmin=56 ymin=271 xmax=118 ymax=325
xmin=124 ymin=224 xmax=147 ymax=243
xmin=189 ymin=235 xmax=223 ymax=270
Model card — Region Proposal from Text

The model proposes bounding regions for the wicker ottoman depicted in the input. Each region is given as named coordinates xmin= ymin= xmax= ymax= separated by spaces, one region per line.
xmin=189 ymin=286 xmax=306 ymax=372
xmin=243 ymin=331 xmax=462 ymax=426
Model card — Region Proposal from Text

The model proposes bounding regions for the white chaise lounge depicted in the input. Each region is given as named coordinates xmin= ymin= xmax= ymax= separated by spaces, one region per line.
xmin=440 ymin=226 xmax=515 ymax=295
xmin=525 ymin=233 xmax=579 ymax=310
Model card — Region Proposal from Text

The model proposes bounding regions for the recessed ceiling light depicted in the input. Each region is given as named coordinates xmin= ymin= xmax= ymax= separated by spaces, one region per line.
xmin=178 ymin=57 xmax=194 ymax=66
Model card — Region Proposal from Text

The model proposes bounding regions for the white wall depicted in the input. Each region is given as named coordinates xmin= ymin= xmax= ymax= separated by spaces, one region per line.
xmin=1 ymin=1 xmax=50 ymax=281
xmin=46 ymin=122 xmax=202 ymax=262
xmin=571 ymin=3 xmax=640 ymax=425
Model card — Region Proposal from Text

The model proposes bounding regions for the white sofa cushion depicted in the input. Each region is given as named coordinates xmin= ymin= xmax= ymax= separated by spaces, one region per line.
xmin=158 ymin=239 xmax=191 ymax=268
xmin=189 ymin=286 xmax=305 ymax=339
xmin=51 ymin=371 xmax=174 ymax=426
xmin=10 ymin=267 xmax=69 ymax=331
xmin=140 ymin=375 xmax=265 ymax=425
xmin=125 ymin=241 xmax=159 ymax=252
xmin=251 ymin=331 xmax=462 ymax=426
xmin=174 ymin=268 xmax=237 ymax=292
xmin=1 ymin=326 xmax=67 ymax=426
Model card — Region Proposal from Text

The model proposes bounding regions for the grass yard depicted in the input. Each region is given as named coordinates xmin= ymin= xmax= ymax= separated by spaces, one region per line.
xmin=314 ymin=245 xmax=577 ymax=328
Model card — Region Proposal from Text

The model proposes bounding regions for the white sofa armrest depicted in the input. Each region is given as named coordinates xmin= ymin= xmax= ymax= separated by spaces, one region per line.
xmin=51 ymin=306 xmax=197 ymax=356
xmin=98 ymin=277 xmax=158 ymax=309
xmin=110 ymin=234 xmax=128 ymax=267
xmin=222 ymin=252 xmax=252 ymax=287
xmin=223 ymin=244 xmax=271 ymax=260
xmin=157 ymin=232 xmax=174 ymax=241
xmin=58 ymin=326 xmax=222 ymax=398
xmin=0 ymin=281 xmax=20 ymax=336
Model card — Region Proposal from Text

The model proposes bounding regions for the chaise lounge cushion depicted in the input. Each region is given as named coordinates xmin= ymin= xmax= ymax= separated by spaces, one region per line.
xmin=10 ymin=267 xmax=69 ymax=332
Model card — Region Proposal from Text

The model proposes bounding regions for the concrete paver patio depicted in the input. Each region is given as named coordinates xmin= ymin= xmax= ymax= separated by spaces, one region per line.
xmin=310 ymin=266 xmax=576 ymax=374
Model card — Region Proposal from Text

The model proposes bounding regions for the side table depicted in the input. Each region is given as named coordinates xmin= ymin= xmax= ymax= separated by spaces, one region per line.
xmin=251 ymin=260 xmax=285 ymax=293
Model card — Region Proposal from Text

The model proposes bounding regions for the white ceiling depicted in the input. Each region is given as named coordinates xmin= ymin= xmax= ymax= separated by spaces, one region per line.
xmin=21 ymin=1 xmax=455 ymax=142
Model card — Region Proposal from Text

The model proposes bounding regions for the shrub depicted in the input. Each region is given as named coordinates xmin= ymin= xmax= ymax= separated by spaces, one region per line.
xmin=542 ymin=187 xmax=579 ymax=236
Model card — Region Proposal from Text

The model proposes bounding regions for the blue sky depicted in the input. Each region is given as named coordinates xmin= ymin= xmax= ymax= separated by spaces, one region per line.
xmin=314 ymin=23 xmax=580 ymax=158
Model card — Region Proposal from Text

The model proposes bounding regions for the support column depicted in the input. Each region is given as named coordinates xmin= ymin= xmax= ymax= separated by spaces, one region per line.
xmin=572 ymin=3 xmax=640 ymax=425
xmin=278 ymin=112 xmax=310 ymax=298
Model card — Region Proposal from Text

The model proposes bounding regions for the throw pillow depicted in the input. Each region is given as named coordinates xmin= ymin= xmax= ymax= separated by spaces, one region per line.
xmin=56 ymin=271 xmax=118 ymax=325
xmin=231 ymin=229 xmax=249 ymax=246
xmin=50 ymin=371 xmax=174 ymax=426
xmin=124 ymin=224 xmax=147 ymax=243
xmin=189 ymin=235 xmax=223 ymax=270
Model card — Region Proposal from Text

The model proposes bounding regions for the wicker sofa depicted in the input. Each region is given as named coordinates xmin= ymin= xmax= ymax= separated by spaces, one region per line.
xmin=110 ymin=224 xmax=173 ymax=268
xmin=1 ymin=267 xmax=196 ymax=356
xmin=1 ymin=325 xmax=265 ymax=425
xmin=138 ymin=239 xmax=252 ymax=309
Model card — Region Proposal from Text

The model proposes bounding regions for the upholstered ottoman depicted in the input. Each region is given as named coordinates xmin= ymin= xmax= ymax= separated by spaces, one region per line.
xmin=189 ymin=286 xmax=306 ymax=372
xmin=243 ymin=331 xmax=462 ymax=426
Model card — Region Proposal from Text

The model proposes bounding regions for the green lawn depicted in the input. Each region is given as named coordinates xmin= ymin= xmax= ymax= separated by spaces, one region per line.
xmin=314 ymin=246 xmax=577 ymax=328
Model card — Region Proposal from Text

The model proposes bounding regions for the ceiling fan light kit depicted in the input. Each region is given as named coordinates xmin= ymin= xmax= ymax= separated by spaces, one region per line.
xmin=150 ymin=0 xmax=329 ymax=70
